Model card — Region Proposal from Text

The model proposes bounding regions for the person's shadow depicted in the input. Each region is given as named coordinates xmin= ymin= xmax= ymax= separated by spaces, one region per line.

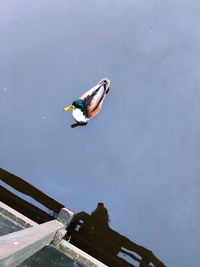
xmin=66 ymin=203 xmax=166 ymax=267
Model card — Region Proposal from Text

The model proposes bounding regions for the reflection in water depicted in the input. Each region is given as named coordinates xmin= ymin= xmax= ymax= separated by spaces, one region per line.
xmin=0 ymin=169 xmax=166 ymax=266
xmin=0 ymin=168 xmax=64 ymax=223
xmin=67 ymin=203 xmax=166 ymax=267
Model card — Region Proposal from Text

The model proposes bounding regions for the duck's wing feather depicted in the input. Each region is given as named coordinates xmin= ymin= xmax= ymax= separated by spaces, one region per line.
xmin=86 ymin=99 xmax=104 ymax=119
xmin=80 ymin=84 xmax=106 ymax=117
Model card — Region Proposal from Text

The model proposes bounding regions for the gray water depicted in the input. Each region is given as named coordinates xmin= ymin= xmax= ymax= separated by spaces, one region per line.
xmin=1 ymin=1 xmax=200 ymax=266
xmin=19 ymin=245 xmax=83 ymax=267
xmin=0 ymin=213 xmax=22 ymax=236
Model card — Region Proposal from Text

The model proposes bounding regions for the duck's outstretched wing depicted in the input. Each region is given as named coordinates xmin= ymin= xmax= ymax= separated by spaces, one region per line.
xmin=80 ymin=84 xmax=106 ymax=119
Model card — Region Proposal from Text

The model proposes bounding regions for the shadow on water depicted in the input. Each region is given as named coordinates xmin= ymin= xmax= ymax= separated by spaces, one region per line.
xmin=67 ymin=203 xmax=166 ymax=267
xmin=0 ymin=168 xmax=64 ymax=223
xmin=0 ymin=169 xmax=166 ymax=266
xmin=71 ymin=122 xmax=88 ymax=128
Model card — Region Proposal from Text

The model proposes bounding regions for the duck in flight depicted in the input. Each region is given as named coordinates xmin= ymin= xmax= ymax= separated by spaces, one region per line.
xmin=63 ymin=78 xmax=110 ymax=127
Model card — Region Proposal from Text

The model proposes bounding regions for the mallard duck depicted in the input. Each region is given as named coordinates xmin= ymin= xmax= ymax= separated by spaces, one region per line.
xmin=63 ymin=78 xmax=110 ymax=127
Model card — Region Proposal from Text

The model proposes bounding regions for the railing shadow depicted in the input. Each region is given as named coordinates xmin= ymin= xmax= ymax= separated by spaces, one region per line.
xmin=0 ymin=168 xmax=64 ymax=223
xmin=67 ymin=203 xmax=166 ymax=267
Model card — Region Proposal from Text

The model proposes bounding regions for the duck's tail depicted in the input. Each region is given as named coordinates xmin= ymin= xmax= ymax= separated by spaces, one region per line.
xmin=105 ymin=86 xmax=110 ymax=95
xmin=98 ymin=77 xmax=110 ymax=95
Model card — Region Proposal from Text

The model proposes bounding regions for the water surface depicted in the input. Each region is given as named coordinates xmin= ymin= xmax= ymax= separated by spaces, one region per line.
xmin=19 ymin=245 xmax=83 ymax=267
xmin=0 ymin=213 xmax=22 ymax=236
xmin=1 ymin=1 xmax=200 ymax=266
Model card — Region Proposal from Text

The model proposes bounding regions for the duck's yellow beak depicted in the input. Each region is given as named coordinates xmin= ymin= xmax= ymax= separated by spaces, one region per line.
xmin=63 ymin=105 xmax=74 ymax=112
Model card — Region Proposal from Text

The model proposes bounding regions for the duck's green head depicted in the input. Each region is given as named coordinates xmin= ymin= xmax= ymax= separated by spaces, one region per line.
xmin=72 ymin=99 xmax=86 ymax=110
xmin=63 ymin=99 xmax=86 ymax=115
